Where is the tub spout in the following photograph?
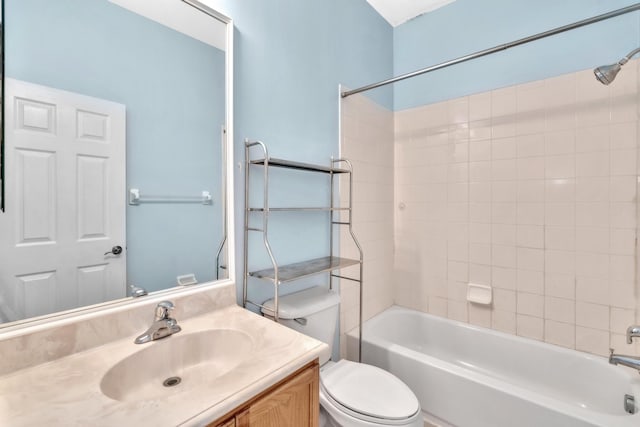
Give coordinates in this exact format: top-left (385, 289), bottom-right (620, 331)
top-left (609, 348), bottom-right (640, 373)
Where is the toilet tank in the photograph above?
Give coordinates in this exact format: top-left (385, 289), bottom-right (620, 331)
top-left (261, 286), bottom-right (340, 364)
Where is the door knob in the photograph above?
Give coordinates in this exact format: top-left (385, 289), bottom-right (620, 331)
top-left (105, 245), bottom-right (123, 256)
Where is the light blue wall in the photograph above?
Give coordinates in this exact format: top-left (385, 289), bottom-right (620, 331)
top-left (208, 0), bottom-right (394, 307)
top-left (6, 0), bottom-right (226, 292)
top-left (394, 0), bottom-right (640, 110)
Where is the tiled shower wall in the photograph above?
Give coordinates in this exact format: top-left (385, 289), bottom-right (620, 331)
top-left (339, 92), bottom-right (395, 358)
top-left (394, 61), bottom-right (640, 357)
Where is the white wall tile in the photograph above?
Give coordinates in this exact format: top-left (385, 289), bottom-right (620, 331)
top-left (610, 203), bottom-right (636, 228)
top-left (470, 161), bottom-right (491, 181)
top-left (545, 296), bottom-right (575, 324)
top-left (576, 302), bottom-right (610, 331)
top-left (610, 229), bottom-right (636, 255)
top-left (610, 122), bottom-right (637, 150)
top-left (576, 326), bottom-right (610, 356)
top-left (470, 120), bottom-right (492, 142)
top-left (610, 255), bottom-right (635, 282)
top-left (448, 97), bottom-right (469, 124)
top-left (576, 276), bottom-right (609, 304)
top-left (470, 222), bottom-right (491, 243)
top-left (610, 280), bottom-right (636, 309)
top-left (545, 155), bottom-right (575, 179)
top-left (545, 226), bottom-right (575, 251)
top-left (448, 300), bottom-right (468, 322)
top-left (575, 177), bottom-right (609, 202)
top-left (492, 267), bottom-right (517, 290)
top-left (517, 157), bottom-right (545, 180)
top-left (575, 202), bottom-right (609, 227)
top-left (546, 203), bottom-right (575, 226)
top-left (610, 149), bottom-right (637, 176)
top-left (545, 320), bottom-right (575, 348)
top-left (575, 252), bottom-right (610, 279)
top-left (492, 224), bottom-right (516, 246)
top-left (545, 130), bottom-right (575, 156)
top-left (492, 310), bottom-right (517, 334)
top-left (545, 273), bottom-right (575, 299)
top-left (576, 125), bottom-right (609, 153)
top-left (575, 227), bottom-right (609, 253)
top-left (492, 159), bottom-right (517, 181)
top-left (469, 264), bottom-right (491, 285)
top-left (517, 224), bottom-right (544, 249)
top-left (469, 303), bottom-right (491, 328)
top-left (492, 181), bottom-right (517, 202)
top-left (517, 314), bottom-right (544, 340)
top-left (492, 202), bottom-right (517, 224)
top-left (610, 307), bottom-right (635, 334)
top-left (576, 152), bottom-right (610, 177)
top-left (610, 176), bottom-right (636, 202)
top-left (491, 86), bottom-right (517, 117)
top-left (492, 244), bottom-right (517, 268)
top-left (545, 179), bottom-right (575, 203)
top-left (469, 243), bottom-right (491, 265)
top-left (470, 202), bottom-right (491, 223)
top-left (517, 134), bottom-right (546, 158)
top-left (517, 180), bottom-right (545, 202)
top-left (517, 248), bottom-right (544, 271)
top-left (517, 292), bottom-right (544, 317)
top-left (544, 250), bottom-right (575, 275)
top-left (517, 270), bottom-right (544, 294)
top-left (517, 202), bottom-right (545, 225)
top-left (392, 65), bottom-right (640, 359)
top-left (492, 137), bottom-right (517, 159)
top-left (493, 288), bottom-right (516, 312)
top-left (469, 92), bottom-right (491, 122)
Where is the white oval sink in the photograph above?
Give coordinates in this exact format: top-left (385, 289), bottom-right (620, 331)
top-left (100, 329), bottom-right (254, 402)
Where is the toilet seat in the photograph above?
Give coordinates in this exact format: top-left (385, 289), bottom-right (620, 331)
top-left (320, 360), bottom-right (420, 425)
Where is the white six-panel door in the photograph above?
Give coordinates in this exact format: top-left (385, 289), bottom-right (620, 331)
top-left (0, 78), bottom-right (126, 322)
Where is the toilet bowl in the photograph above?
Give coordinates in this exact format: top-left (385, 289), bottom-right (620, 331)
top-left (262, 286), bottom-right (422, 427)
top-left (319, 360), bottom-right (422, 427)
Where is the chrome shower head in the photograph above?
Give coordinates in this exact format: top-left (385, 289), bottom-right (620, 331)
top-left (593, 63), bottom-right (621, 85)
top-left (594, 47), bottom-right (640, 85)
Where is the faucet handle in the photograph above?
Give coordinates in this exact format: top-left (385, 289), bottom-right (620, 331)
top-left (155, 301), bottom-right (175, 321)
top-left (626, 325), bottom-right (640, 344)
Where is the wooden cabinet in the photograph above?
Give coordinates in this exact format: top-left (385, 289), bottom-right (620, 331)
top-left (208, 360), bottom-right (319, 427)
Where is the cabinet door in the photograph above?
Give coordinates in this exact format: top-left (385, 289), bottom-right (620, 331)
top-left (248, 363), bottom-right (319, 427)
top-left (217, 419), bottom-right (235, 427)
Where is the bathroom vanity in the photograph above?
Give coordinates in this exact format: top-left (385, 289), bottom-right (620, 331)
top-left (0, 283), bottom-right (327, 426)
top-left (208, 360), bottom-right (319, 427)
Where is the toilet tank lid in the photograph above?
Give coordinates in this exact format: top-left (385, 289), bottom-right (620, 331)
top-left (261, 286), bottom-right (340, 319)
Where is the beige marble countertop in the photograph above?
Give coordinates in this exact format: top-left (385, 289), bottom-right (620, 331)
top-left (0, 305), bottom-right (327, 426)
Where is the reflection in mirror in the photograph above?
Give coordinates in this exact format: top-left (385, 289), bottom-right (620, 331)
top-left (0, 0), bottom-right (231, 326)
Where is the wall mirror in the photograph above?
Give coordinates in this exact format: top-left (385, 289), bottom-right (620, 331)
top-left (0, 0), bottom-right (233, 327)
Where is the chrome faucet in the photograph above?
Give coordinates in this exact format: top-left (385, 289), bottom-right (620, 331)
top-left (627, 325), bottom-right (640, 344)
top-left (609, 349), bottom-right (640, 373)
top-left (609, 325), bottom-right (640, 374)
top-left (134, 301), bottom-right (181, 344)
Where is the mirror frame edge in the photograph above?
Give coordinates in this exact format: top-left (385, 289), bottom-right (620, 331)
top-left (1, 0), bottom-right (4, 213)
top-left (0, 1), bottom-right (235, 336)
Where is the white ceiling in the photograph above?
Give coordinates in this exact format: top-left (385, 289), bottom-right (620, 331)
top-left (366, 0), bottom-right (456, 27)
top-left (108, 0), bottom-right (226, 51)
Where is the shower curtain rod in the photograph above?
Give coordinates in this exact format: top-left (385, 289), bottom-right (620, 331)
top-left (341, 2), bottom-right (640, 98)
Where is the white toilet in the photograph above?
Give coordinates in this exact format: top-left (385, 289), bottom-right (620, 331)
top-left (262, 286), bottom-right (422, 427)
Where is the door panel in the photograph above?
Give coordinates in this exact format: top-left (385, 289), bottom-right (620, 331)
top-left (0, 78), bottom-right (126, 322)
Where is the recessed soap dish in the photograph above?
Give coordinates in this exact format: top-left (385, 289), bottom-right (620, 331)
top-left (467, 283), bottom-right (492, 305)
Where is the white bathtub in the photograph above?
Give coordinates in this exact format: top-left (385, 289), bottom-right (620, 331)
top-left (348, 306), bottom-right (640, 427)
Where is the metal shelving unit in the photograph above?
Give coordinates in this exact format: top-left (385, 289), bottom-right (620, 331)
top-left (243, 139), bottom-right (364, 361)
